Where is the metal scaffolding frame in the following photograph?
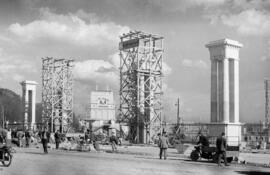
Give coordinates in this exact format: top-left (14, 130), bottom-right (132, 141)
top-left (119, 31), bottom-right (163, 143)
top-left (265, 79), bottom-right (270, 127)
top-left (42, 57), bottom-right (74, 133)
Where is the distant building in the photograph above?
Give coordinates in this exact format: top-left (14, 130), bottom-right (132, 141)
top-left (87, 90), bottom-right (116, 132)
top-left (165, 122), bottom-right (270, 148)
top-left (242, 123), bottom-right (270, 148)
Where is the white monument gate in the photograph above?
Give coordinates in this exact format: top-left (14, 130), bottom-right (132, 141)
top-left (21, 80), bottom-right (38, 130)
top-left (206, 39), bottom-right (243, 146)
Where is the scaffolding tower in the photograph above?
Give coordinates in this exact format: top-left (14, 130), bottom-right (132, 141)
top-left (265, 79), bottom-right (270, 126)
top-left (119, 31), bottom-right (163, 144)
top-left (42, 57), bottom-right (74, 133)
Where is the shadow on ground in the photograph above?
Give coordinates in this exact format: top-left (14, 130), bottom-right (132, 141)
top-left (184, 159), bottom-right (214, 164)
top-left (235, 171), bottom-right (270, 175)
top-left (23, 151), bottom-right (47, 155)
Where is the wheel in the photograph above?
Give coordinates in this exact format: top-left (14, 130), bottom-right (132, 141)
top-left (226, 157), bottom-right (233, 163)
top-left (2, 152), bottom-right (12, 167)
top-left (190, 150), bottom-right (200, 161)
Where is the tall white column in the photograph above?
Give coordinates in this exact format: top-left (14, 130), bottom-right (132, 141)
top-left (234, 60), bottom-right (239, 123)
top-left (211, 60), bottom-right (218, 122)
top-left (23, 89), bottom-right (29, 127)
top-left (218, 60), bottom-right (224, 122)
top-left (223, 58), bottom-right (229, 123)
top-left (21, 80), bottom-right (38, 130)
top-left (31, 89), bottom-right (36, 129)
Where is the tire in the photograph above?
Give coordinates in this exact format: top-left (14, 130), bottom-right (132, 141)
top-left (2, 152), bottom-right (12, 167)
top-left (190, 150), bottom-right (199, 161)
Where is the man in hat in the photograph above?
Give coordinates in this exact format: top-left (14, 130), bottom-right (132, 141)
top-left (216, 132), bottom-right (229, 166)
top-left (54, 130), bottom-right (61, 150)
top-left (40, 127), bottom-right (50, 154)
top-left (158, 131), bottom-right (169, 160)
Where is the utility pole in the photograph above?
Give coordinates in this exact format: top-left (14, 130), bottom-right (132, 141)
top-left (265, 79), bottom-right (270, 127)
top-left (176, 98), bottom-right (180, 126)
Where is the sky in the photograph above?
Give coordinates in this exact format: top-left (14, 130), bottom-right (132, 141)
top-left (0, 0), bottom-right (269, 123)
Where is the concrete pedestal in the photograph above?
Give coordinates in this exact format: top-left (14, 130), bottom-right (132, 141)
top-left (208, 123), bottom-right (242, 146)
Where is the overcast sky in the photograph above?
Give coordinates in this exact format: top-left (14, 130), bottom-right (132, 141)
top-left (0, 0), bottom-right (269, 123)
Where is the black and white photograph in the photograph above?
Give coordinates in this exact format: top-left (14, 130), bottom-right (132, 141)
top-left (0, 0), bottom-right (270, 174)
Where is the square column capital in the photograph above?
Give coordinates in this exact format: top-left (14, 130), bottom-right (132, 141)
top-left (20, 80), bottom-right (38, 90)
top-left (206, 39), bottom-right (243, 61)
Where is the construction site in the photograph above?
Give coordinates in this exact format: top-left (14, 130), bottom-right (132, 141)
top-left (1, 31), bottom-right (270, 149)
top-left (41, 57), bottom-right (74, 133)
top-left (2, 1), bottom-right (270, 174)
top-left (1, 31), bottom-right (270, 175)
top-left (119, 31), bottom-right (163, 144)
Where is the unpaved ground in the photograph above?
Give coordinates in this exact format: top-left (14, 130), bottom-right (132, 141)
top-left (1, 147), bottom-right (270, 175)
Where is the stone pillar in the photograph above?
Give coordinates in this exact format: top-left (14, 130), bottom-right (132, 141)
top-left (233, 60), bottom-right (239, 123)
top-left (21, 80), bottom-right (38, 130)
top-left (218, 60), bottom-right (223, 122)
top-left (223, 58), bottom-right (230, 123)
top-left (206, 39), bottom-right (243, 146)
top-left (210, 60), bottom-right (218, 122)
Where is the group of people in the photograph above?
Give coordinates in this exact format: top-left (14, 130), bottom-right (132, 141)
top-left (2, 126), bottom-right (231, 166)
top-left (0, 127), bottom-right (60, 154)
top-left (196, 132), bottom-right (230, 166)
top-left (0, 128), bottom-right (35, 147)
top-left (157, 131), bottom-right (230, 167)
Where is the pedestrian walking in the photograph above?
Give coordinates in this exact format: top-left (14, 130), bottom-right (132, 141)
top-left (6, 128), bottom-right (12, 145)
top-left (17, 131), bottom-right (24, 147)
top-left (25, 128), bottom-right (31, 147)
top-left (40, 127), bottom-right (50, 154)
top-left (0, 128), bottom-right (7, 144)
top-left (158, 131), bottom-right (169, 160)
top-left (216, 132), bottom-right (229, 166)
top-left (110, 133), bottom-right (118, 152)
top-left (54, 130), bottom-right (60, 150)
top-left (85, 129), bottom-right (91, 143)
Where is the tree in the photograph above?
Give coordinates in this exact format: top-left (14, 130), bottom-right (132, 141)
top-left (0, 88), bottom-right (23, 123)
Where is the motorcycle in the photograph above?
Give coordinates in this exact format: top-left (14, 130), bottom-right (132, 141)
top-left (190, 145), bottom-right (216, 161)
top-left (190, 145), bottom-right (233, 163)
top-left (0, 145), bottom-right (15, 167)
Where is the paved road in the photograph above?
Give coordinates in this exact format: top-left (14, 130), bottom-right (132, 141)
top-left (1, 148), bottom-right (270, 175)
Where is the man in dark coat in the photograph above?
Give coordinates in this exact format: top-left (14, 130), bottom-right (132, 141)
top-left (54, 130), bottom-right (60, 150)
top-left (158, 132), bottom-right (169, 160)
top-left (197, 132), bottom-right (209, 147)
top-left (85, 129), bottom-right (91, 144)
top-left (109, 133), bottom-right (118, 152)
top-left (25, 129), bottom-right (31, 148)
top-left (216, 132), bottom-right (229, 166)
top-left (40, 127), bottom-right (50, 154)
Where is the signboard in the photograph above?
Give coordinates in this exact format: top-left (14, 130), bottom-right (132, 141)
top-left (119, 38), bottom-right (140, 50)
top-left (89, 91), bottom-right (115, 121)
